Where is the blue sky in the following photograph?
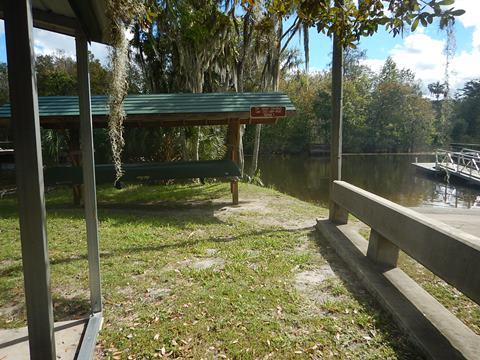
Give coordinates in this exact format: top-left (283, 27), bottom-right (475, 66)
top-left (290, 16), bottom-right (473, 72)
top-left (0, 0), bottom-right (478, 93)
top-left (286, 0), bottom-right (480, 92)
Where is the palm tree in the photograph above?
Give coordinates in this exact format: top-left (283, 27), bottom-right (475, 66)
top-left (428, 81), bottom-right (446, 101)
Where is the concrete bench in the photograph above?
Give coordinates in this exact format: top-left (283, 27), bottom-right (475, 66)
top-left (318, 180), bottom-right (480, 359)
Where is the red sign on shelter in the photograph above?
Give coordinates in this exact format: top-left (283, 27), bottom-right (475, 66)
top-left (250, 106), bottom-right (286, 119)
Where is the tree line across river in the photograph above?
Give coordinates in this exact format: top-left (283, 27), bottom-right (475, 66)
top-left (0, 48), bottom-right (478, 168)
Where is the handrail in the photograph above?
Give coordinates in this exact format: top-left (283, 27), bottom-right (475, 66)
top-left (435, 148), bottom-right (480, 181)
top-left (331, 180), bottom-right (480, 305)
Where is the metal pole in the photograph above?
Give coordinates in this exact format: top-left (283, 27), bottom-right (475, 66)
top-left (329, 1), bottom-right (348, 224)
top-left (75, 34), bottom-right (102, 313)
top-left (4, 0), bottom-right (56, 358)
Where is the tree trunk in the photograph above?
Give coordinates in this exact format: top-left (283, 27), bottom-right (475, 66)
top-left (250, 15), bottom-right (282, 177)
top-left (194, 126), bottom-right (200, 161)
top-left (250, 124), bottom-right (262, 176)
top-left (69, 129), bottom-right (82, 206)
top-left (180, 127), bottom-right (188, 160)
top-left (329, 0), bottom-right (348, 224)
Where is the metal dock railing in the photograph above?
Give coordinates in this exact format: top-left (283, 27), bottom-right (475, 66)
top-left (435, 148), bottom-right (480, 185)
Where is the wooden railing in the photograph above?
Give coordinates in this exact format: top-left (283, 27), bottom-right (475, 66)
top-left (330, 180), bottom-right (480, 305)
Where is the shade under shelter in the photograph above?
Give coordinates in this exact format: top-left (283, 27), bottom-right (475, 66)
top-left (0, 92), bottom-right (296, 205)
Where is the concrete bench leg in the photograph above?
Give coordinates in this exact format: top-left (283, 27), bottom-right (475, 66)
top-left (367, 229), bottom-right (399, 268)
top-left (329, 203), bottom-right (348, 225)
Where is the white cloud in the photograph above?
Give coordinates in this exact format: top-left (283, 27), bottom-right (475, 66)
top-left (32, 28), bottom-right (110, 64)
top-left (358, 1), bottom-right (480, 92)
top-left (360, 58), bottom-right (384, 73)
top-left (0, 20), bottom-right (110, 65)
top-left (451, 0), bottom-right (480, 29)
top-left (362, 33), bottom-right (448, 87)
top-left (390, 33), bottom-right (447, 85)
top-left (362, 0), bottom-right (480, 93)
top-left (453, 0), bottom-right (480, 51)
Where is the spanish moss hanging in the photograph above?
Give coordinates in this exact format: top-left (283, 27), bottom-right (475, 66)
top-left (106, 0), bottom-right (145, 183)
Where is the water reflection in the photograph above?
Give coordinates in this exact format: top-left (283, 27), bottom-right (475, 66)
top-left (255, 154), bottom-right (480, 209)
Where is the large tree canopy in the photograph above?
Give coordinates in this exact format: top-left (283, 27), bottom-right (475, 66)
top-left (268, 0), bottom-right (464, 45)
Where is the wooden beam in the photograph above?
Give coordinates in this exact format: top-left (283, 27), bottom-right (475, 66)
top-left (0, 8), bottom-right (81, 38)
top-left (0, 111), bottom-right (296, 129)
top-left (4, 0), bottom-right (56, 358)
top-left (227, 120), bottom-right (240, 205)
top-left (76, 33), bottom-right (102, 314)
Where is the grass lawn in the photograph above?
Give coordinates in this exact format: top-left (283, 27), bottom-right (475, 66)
top-left (0, 182), bottom-right (424, 359)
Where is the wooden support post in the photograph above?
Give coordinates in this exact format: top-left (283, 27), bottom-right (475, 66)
top-left (329, 3), bottom-right (348, 224)
top-left (4, 0), bottom-right (56, 358)
top-left (76, 34), bottom-right (102, 314)
top-left (227, 120), bottom-right (240, 205)
top-left (367, 229), bottom-right (399, 268)
top-left (69, 128), bottom-right (82, 206)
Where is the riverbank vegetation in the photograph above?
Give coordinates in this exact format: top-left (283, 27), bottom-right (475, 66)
top-left (0, 1), bottom-right (475, 168)
top-left (1, 48), bottom-right (477, 163)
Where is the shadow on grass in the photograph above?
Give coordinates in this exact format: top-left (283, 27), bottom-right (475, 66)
top-left (0, 225), bottom-right (299, 324)
top-left (309, 230), bottom-right (425, 359)
top-left (52, 295), bottom-right (90, 322)
top-left (0, 182), bottom-right (231, 219)
top-left (0, 226), bottom-right (295, 278)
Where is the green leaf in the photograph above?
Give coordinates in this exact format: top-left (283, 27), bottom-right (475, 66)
top-left (437, 0), bottom-right (455, 5)
top-left (451, 9), bottom-right (466, 16)
top-left (411, 17), bottom-right (420, 31)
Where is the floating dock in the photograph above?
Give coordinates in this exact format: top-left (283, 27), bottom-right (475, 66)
top-left (413, 162), bottom-right (438, 174)
top-left (412, 148), bottom-right (480, 187)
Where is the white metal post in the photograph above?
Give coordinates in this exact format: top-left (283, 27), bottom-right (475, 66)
top-left (75, 34), bottom-right (102, 313)
top-left (4, 0), bottom-right (56, 358)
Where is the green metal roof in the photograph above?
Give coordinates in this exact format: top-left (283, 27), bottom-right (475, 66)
top-left (0, 92), bottom-right (295, 118)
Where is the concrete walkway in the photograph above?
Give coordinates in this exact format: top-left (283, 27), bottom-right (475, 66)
top-left (411, 207), bottom-right (480, 238)
top-left (0, 319), bottom-right (86, 359)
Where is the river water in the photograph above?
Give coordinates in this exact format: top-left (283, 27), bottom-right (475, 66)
top-left (254, 154), bottom-right (480, 209)
top-left (1, 154), bottom-right (479, 209)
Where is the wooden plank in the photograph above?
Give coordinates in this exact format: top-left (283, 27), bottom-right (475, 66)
top-left (76, 33), bottom-right (102, 314)
top-left (4, 0), bottom-right (56, 358)
top-left (332, 180), bottom-right (480, 305)
top-left (0, 114), bottom-right (288, 129)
